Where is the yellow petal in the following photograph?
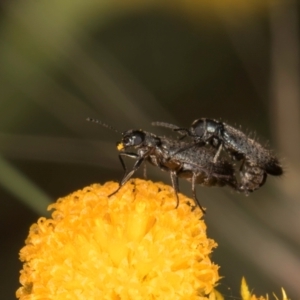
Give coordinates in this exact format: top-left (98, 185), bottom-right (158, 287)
top-left (241, 277), bottom-right (252, 300)
top-left (281, 288), bottom-right (288, 300)
top-left (209, 289), bottom-right (224, 300)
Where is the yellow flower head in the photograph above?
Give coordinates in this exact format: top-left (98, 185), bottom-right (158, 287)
top-left (17, 179), bottom-right (219, 300)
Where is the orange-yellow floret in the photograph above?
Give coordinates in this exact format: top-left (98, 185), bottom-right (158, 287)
top-left (17, 179), bottom-right (219, 300)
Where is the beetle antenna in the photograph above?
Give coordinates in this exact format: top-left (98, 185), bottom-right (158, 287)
top-left (152, 121), bottom-right (188, 136)
top-left (86, 117), bottom-right (120, 134)
top-left (151, 121), bottom-right (180, 130)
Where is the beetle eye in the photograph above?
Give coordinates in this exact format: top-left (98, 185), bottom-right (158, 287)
top-left (132, 134), bottom-right (143, 145)
top-left (193, 121), bottom-right (205, 137)
top-left (121, 131), bottom-right (145, 147)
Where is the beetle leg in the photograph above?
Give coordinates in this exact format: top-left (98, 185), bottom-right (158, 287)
top-left (109, 153), bottom-right (144, 197)
top-left (191, 172), bottom-right (206, 214)
top-left (170, 171), bottom-right (180, 208)
top-left (213, 144), bottom-right (223, 163)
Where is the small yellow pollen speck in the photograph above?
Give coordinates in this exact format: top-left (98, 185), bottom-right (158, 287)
top-left (117, 142), bottom-right (124, 150)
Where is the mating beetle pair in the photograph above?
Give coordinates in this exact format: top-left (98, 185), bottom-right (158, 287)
top-left (88, 118), bottom-right (283, 213)
top-left (152, 119), bottom-right (282, 195)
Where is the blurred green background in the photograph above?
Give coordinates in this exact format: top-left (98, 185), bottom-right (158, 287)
top-left (0, 0), bottom-right (299, 299)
